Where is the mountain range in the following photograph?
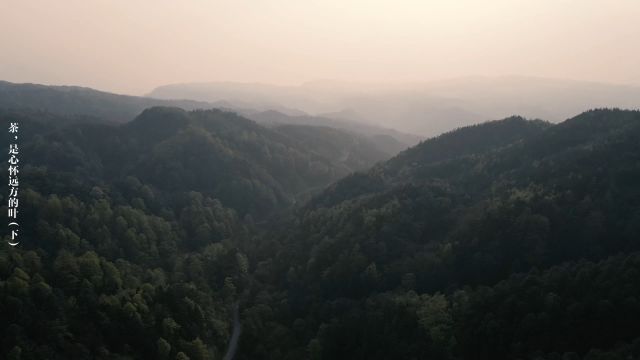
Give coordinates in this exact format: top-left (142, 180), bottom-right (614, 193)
top-left (149, 76), bottom-right (640, 136)
top-left (2, 78), bottom-right (640, 359)
top-left (0, 80), bottom-right (418, 149)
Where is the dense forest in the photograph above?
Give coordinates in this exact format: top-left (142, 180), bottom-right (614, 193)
top-left (1, 99), bottom-right (640, 359)
top-left (243, 109), bottom-right (640, 359)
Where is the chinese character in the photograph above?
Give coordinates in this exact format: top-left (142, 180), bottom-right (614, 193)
top-left (8, 229), bottom-right (19, 246)
top-left (8, 122), bottom-right (20, 247)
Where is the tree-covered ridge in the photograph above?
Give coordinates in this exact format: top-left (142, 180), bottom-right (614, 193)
top-left (386, 115), bottom-right (551, 171)
top-left (9, 107), bottom-right (394, 219)
top-left (0, 81), bottom-right (218, 123)
top-left (273, 124), bottom-right (393, 173)
top-left (308, 115), bottom-right (551, 209)
top-left (238, 109), bottom-right (640, 359)
top-left (245, 109), bottom-right (422, 149)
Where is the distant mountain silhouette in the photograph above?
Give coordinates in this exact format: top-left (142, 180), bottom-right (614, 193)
top-left (0, 80), bottom-right (222, 122)
top-left (149, 76), bottom-right (640, 136)
top-left (0, 80), bottom-right (417, 147)
top-left (245, 110), bottom-right (421, 147)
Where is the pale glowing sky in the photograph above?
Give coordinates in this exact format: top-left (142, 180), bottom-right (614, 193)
top-left (1, 0), bottom-right (639, 94)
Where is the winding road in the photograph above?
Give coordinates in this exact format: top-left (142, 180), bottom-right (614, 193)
top-left (222, 302), bottom-right (242, 360)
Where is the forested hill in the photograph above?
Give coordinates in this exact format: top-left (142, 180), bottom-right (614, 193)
top-left (308, 115), bottom-right (552, 208)
top-left (241, 109), bottom-right (640, 359)
top-left (0, 105), bottom-right (394, 359)
top-left (246, 109), bottom-right (422, 148)
top-left (4, 107), bottom-right (395, 219)
top-left (1, 107), bottom-right (256, 359)
top-left (383, 115), bottom-right (551, 173)
top-left (273, 124), bottom-right (394, 173)
top-left (0, 81), bottom-right (219, 123)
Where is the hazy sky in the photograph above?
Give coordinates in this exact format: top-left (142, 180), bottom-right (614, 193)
top-left (2, 0), bottom-right (639, 95)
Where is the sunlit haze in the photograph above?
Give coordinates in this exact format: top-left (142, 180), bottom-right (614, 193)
top-left (2, 0), bottom-right (640, 95)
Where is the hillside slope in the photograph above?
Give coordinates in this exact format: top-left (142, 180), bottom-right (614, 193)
top-left (240, 109), bottom-right (640, 359)
top-left (6, 107), bottom-right (393, 218)
top-left (0, 80), bottom-right (219, 122)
